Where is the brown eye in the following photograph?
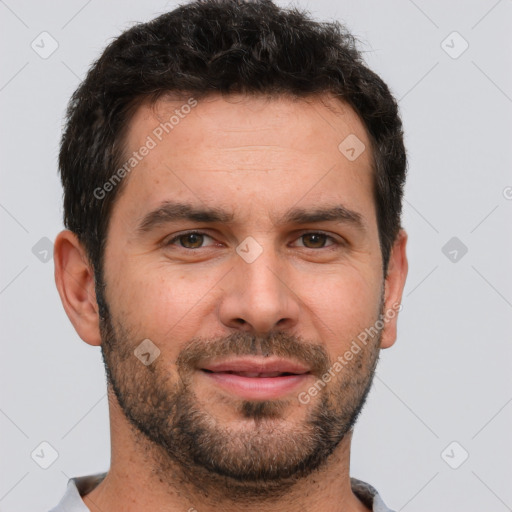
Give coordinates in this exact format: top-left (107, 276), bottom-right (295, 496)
top-left (166, 232), bottom-right (213, 249)
top-left (299, 233), bottom-right (333, 249)
top-left (178, 233), bottom-right (204, 248)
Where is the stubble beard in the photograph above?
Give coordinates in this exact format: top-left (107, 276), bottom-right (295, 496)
top-left (97, 292), bottom-right (383, 501)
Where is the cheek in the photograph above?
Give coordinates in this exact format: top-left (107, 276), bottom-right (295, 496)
top-left (107, 262), bottom-right (219, 344)
top-left (300, 267), bottom-right (382, 350)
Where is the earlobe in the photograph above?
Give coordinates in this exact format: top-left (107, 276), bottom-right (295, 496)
top-left (54, 230), bottom-right (102, 346)
top-left (380, 229), bottom-right (408, 349)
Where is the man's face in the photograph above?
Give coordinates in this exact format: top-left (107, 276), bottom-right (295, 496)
top-left (98, 93), bottom-right (390, 492)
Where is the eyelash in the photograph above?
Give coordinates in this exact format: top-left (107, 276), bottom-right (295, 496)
top-left (164, 230), bottom-right (343, 251)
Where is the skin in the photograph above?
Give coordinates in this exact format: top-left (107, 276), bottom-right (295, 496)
top-left (54, 93), bottom-right (408, 512)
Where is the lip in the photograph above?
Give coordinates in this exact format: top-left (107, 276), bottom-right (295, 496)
top-left (199, 357), bottom-right (312, 400)
top-left (201, 357), bottom-right (310, 375)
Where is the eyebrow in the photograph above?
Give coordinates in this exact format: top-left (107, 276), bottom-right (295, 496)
top-left (136, 200), bottom-right (366, 233)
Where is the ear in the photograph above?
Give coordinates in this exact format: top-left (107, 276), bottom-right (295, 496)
top-left (380, 229), bottom-right (408, 349)
top-left (54, 230), bottom-right (102, 346)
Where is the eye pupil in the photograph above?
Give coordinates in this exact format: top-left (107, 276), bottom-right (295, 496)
top-left (303, 234), bottom-right (326, 248)
top-left (181, 233), bottom-right (203, 248)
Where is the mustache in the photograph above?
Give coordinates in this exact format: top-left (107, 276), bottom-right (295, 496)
top-left (176, 331), bottom-right (331, 377)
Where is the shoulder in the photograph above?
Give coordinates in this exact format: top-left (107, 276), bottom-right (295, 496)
top-left (350, 477), bottom-right (396, 512)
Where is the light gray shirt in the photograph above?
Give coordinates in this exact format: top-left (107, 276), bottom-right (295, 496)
top-left (49, 472), bottom-right (396, 511)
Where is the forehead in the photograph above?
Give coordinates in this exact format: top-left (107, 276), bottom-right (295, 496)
top-left (134, 92), bottom-right (370, 154)
top-left (112, 93), bottom-right (376, 229)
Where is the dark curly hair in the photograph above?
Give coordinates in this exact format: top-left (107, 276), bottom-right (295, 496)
top-left (59, 0), bottom-right (407, 284)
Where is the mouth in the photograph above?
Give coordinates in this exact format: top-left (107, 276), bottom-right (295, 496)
top-left (199, 358), bottom-right (312, 400)
top-left (202, 370), bottom-right (303, 377)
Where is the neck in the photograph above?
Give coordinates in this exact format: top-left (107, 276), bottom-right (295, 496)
top-left (83, 389), bottom-right (371, 512)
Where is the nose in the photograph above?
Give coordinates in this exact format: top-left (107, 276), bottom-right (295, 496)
top-left (217, 247), bottom-right (301, 335)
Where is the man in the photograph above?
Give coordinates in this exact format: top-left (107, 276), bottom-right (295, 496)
top-left (51, 0), bottom-right (408, 510)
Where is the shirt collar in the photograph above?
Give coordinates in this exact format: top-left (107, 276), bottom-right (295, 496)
top-left (51, 473), bottom-right (395, 512)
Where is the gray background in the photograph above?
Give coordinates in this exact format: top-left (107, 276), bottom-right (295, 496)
top-left (1, 0), bottom-right (511, 510)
